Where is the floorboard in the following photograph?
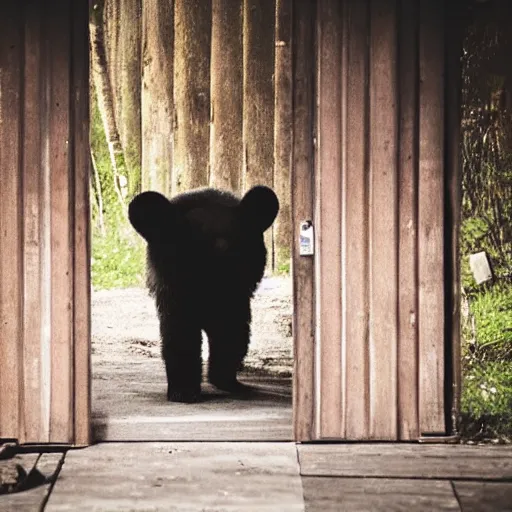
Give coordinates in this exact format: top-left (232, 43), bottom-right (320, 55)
top-left (453, 481), bottom-right (512, 512)
top-left (46, 442), bottom-right (304, 511)
top-left (298, 444), bottom-right (512, 480)
top-left (302, 476), bottom-right (460, 512)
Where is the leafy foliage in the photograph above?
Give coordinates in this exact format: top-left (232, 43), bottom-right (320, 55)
top-left (90, 86), bottom-right (146, 290)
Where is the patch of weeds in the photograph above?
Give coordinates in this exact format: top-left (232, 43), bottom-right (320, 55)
top-left (462, 360), bottom-right (512, 417)
top-left (460, 283), bottom-right (512, 442)
top-left (469, 285), bottom-right (512, 360)
top-left (92, 216), bottom-right (146, 290)
top-left (90, 87), bottom-right (146, 291)
top-left (275, 258), bottom-right (291, 276)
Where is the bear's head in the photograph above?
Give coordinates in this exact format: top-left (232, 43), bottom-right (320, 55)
top-left (128, 186), bottom-right (279, 258)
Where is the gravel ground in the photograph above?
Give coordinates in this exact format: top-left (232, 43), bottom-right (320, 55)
top-left (92, 276), bottom-right (294, 377)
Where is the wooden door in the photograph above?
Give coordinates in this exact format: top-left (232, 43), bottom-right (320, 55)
top-left (0, 0), bottom-right (90, 445)
top-left (292, 0), bottom-right (462, 441)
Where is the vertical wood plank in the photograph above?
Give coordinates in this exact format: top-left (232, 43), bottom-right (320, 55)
top-left (0, 0), bottom-right (23, 440)
top-left (22, 0), bottom-right (44, 443)
top-left (368, 0), bottom-right (399, 439)
top-left (397, 0), bottom-right (419, 440)
top-left (316, 0), bottom-right (343, 439)
top-left (342, 0), bottom-right (370, 440)
top-left (48, 0), bottom-right (73, 443)
top-left (72, 0), bottom-right (92, 446)
top-left (418, 0), bottom-right (446, 434)
top-left (445, 0), bottom-right (464, 435)
top-left (40, 0), bottom-right (52, 443)
top-left (292, 0), bottom-right (315, 442)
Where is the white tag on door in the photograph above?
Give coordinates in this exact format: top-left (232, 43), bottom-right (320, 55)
top-left (299, 221), bottom-right (314, 256)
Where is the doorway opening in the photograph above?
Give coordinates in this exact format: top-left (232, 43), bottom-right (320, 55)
top-left (89, 1), bottom-right (294, 442)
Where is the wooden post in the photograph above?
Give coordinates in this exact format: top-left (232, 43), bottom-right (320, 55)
top-left (243, 0), bottom-right (276, 268)
top-left (173, 0), bottom-right (212, 193)
top-left (141, 0), bottom-right (174, 194)
top-left (445, 0), bottom-right (464, 437)
top-left (118, 0), bottom-right (142, 198)
top-left (72, 0), bottom-right (92, 447)
top-left (292, 0), bottom-right (315, 442)
top-left (209, 0), bottom-right (243, 194)
top-left (273, 0), bottom-right (293, 272)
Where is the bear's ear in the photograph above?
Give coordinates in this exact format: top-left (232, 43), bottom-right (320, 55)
top-left (128, 191), bottom-right (174, 242)
top-left (239, 185), bottom-right (279, 233)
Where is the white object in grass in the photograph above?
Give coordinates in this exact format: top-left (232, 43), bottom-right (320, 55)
top-left (469, 251), bottom-right (493, 285)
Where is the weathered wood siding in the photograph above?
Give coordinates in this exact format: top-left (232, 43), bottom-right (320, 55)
top-left (0, 0), bottom-right (90, 445)
top-left (293, 0), bottom-right (462, 441)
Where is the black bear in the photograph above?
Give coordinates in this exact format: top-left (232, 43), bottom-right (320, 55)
top-left (128, 186), bottom-right (279, 403)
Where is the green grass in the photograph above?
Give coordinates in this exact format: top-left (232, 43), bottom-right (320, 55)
top-left (462, 360), bottom-right (512, 418)
top-left (460, 283), bottom-right (512, 441)
top-left (460, 359), bottom-right (512, 442)
top-left (469, 285), bottom-right (512, 359)
top-left (91, 218), bottom-right (146, 290)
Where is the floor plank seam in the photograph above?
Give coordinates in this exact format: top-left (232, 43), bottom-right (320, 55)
top-left (88, 439), bottom-right (296, 445)
top-left (450, 480), bottom-right (464, 512)
top-left (298, 474), bottom-right (512, 483)
top-left (295, 445), bottom-right (307, 510)
top-left (39, 451), bottom-right (67, 512)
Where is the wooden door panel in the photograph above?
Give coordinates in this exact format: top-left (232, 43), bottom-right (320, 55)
top-left (293, 0), bottom-right (461, 441)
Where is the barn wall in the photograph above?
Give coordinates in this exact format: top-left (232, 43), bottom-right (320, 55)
top-left (293, 0), bottom-right (462, 441)
top-left (0, 0), bottom-right (90, 445)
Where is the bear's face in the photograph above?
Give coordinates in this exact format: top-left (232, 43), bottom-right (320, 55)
top-left (128, 186), bottom-right (279, 262)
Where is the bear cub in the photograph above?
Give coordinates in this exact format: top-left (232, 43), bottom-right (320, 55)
top-left (128, 185), bottom-right (279, 403)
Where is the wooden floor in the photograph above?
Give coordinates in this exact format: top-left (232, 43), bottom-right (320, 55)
top-left (92, 358), bottom-right (293, 441)
top-left (299, 444), bottom-right (512, 511)
top-left (2, 442), bottom-right (512, 511)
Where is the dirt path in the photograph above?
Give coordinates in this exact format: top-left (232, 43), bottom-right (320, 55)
top-left (92, 276), bottom-right (293, 377)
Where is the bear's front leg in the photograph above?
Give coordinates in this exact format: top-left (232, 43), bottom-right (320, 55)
top-left (205, 300), bottom-right (252, 394)
top-left (159, 311), bottom-right (203, 403)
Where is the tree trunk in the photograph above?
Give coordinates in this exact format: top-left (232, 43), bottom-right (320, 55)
top-left (118, 0), bottom-right (142, 199)
top-left (209, 0), bottom-right (243, 194)
top-left (103, 0), bottom-right (142, 199)
top-left (90, 0), bottom-right (126, 210)
top-left (243, 0), bottom-right (276, 269)
top-left (141, 0), bottom-right (174, 195)
top-left (90, 148), bottom-right (106, 237)
top-left (172, 0), bottom-right (212, 194)
top-left (103, 0), bottom-right (121, 112)
top-left (273, 0), bottom-right (292, 272)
